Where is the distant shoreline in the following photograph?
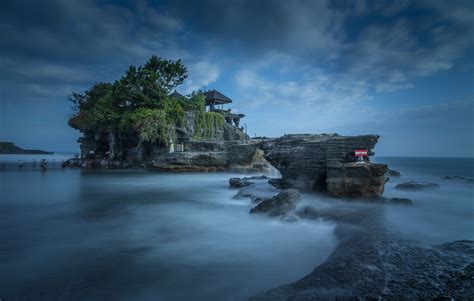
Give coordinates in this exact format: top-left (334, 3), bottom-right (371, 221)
top-left (0, 142), bottom-right (53, 155)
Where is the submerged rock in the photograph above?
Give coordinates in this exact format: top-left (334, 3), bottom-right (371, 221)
top-left (443, 175), bottom-right (474, 183)
top-left (388, 169), bottom-right (401, 177)
top-left (229, 178), bottom-right (252, 188)
top-left (249, 189), bottom-right (301, 217)
top-left (395, 181), bottom-right (440, 191)
top-left (389, 197), bottom-right (414, 205)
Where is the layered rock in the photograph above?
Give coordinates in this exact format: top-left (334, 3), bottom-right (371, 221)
top-left (326, 162), bottom-right (388, 198)
top-left (150, 143), bottom-right (258, 171)
top-left (260, 134), bottom-right (388, 197)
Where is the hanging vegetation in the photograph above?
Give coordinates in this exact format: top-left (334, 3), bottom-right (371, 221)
top-left (193, 111), bottom-right (225, 140)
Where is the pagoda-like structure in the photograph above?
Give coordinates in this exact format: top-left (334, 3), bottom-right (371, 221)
top-left (205, 90), bottom-right (245, 128)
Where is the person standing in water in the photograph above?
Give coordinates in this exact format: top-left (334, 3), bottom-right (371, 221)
top-left (32, 158), bottom-right (36, 168)
top-left (18, 160), bottom-right (23, 168)
top-left (40, 158), bottom-right (47, 171)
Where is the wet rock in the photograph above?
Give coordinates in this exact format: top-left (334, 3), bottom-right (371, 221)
top-left (389, 197), bottom-right (414, 205)
top-left (326, 162), bottom-right (389, 198)
top-left (443, 175), bottom-right (474, 183)
top-left (268, 178), bottom-right (286, 189)
top-left (388, 169), bottom-right (401, 177)
top-left (249, 189), bottom-right (301, 217)
top-left (296, 206), bottom-right (320, 220)
top-left (251, 202), bottom-right (474, 301)
top-left (233, 186), bottom-right (257, 200)
top-left (260, 134), bottom-right (380, 194)
top-left (229, 178), bottom-right (252, 188)
top-left (395, 181), bottom-right (440, 191)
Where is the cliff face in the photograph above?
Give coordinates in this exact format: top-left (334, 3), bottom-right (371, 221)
top-left (77, 110), bottom-right (250, 163)
top-left (260, 134), bottom-right (387, 197)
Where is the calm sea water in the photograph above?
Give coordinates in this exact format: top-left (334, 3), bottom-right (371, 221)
top-left (0, 155), bottom-right (473, 300)
top-left (374, 156), bottom-right (474, 245)
top-left (0, 154), bottom-right (336, 301)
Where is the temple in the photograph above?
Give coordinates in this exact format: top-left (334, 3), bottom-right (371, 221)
top-left (205, 90), bottom-right (245, 129)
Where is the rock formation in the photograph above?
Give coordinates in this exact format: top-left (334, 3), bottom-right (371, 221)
top-left (326, 162), bottom-right (388, 198)
top-left (395, 181), bottom-right (440, 191)
top-left (387, 169), bottom-right (401, 177)
top-left (249, 189), bottom-right (301, 217)
top-left (259, 134), bottom-right (388, 198)
top-left (389, 197), bottom-right (414, 205)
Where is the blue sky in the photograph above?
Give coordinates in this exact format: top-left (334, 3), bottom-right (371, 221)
top-left (0, 0), bottom-right (473, 156)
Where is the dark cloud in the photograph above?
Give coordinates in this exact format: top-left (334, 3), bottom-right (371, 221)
top-left (2, 0), bottom-right (473, 99)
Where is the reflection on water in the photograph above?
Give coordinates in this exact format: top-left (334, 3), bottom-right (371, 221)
top-left (0, 168), bottom-right (337, 301)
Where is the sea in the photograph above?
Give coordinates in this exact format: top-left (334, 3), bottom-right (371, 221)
top-left (0, 154), bottom-right (473, 300)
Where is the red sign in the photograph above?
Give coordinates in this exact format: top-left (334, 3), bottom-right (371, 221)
top-left (354, 149), bottom-right (368, 157)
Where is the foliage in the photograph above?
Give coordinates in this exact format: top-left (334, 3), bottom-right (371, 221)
top-left (193, 112), bottom-right (224, 140)
top-left (129, 108), bottom-right (170, 145)
top-left (163, 97), bottom-right (185, 127)
top-left (68, 55), bottom-right (190, 145)
top-left (182, 90), bottom-right (206, 112)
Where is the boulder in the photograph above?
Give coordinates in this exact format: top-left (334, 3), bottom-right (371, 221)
top-left (389, 197), bottom-right (414, 205)
top-left (229, 178), bottom-right (252, 188)
top-left (250, 189), bottom-right (301, 217)
top-left (395, 181), bottom-right (439, 191)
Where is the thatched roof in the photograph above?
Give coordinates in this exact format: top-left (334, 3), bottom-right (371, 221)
top-left (205, 90), bottom-right (232, 105)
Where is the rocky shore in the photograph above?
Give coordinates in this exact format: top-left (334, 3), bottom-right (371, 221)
top-left (230, 177), bottom-right (474, 300)
top-left (69, 132), bottom-right (390, 198)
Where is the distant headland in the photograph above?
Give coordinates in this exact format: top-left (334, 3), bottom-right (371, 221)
top-left (0, 142), bottom-right (53, 155)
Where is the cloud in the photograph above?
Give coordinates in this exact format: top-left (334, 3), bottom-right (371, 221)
top-left (181, 60), bottom-right (220, 93)
top-left (166, 0), bottom-right (473, 95)
top-left (0, 0), bottom-right (189, 102)
top-left (234, 65), bottom-right (370, 109)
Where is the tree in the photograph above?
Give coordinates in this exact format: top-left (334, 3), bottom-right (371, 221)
top-left (69, 55), bottom-right (188, 136)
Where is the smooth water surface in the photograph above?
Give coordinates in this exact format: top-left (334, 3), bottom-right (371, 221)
top-left (1, 155), bottom-right (473, 300)
top-left (374, 157), bottom-right (474, 245)
top-left (0, 161), bottom-right (337, 301)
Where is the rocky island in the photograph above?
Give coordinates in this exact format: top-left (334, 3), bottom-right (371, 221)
top-left (0, 141), bottom-right (53, 154)
top-left (67, 55), bottom-right (388, 198)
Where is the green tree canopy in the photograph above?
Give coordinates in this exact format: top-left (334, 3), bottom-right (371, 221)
top-left (69, 55), bottom-right (188, 144)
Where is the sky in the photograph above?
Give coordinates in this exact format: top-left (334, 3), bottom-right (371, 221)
top-left (0, 0), bottom-right (473, 156)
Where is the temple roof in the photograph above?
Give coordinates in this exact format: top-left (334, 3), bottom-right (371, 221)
top-left (169, 90), bottom-right (185, 99)
top-left (205, 90), bottom-right (232, 105)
